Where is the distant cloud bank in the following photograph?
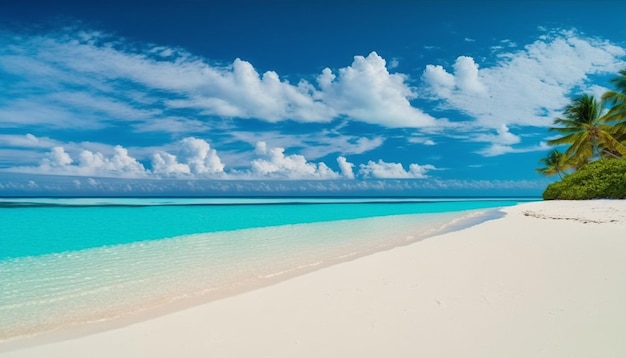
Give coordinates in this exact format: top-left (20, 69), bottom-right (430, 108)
top-left (4, 135), bottom-right (435, 180)
top-left (0, 172), bottom-right (547, 197)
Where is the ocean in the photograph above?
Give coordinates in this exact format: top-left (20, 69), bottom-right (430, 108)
top-left (0, 197), bottom-right (531, 341)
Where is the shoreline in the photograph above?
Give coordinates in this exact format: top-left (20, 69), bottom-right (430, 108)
top-left (0, 207), bottom-right (504, 347)
top-left (2, 200), bottom-right (626, 357)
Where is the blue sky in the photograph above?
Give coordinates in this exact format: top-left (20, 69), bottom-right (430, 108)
top-left (1, 0), bottom-right (626, 196)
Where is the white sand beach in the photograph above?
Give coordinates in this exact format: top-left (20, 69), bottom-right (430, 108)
top-left (2, 200), bottom-right (625, 358)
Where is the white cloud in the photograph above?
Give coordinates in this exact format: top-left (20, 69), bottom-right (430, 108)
top-left (249, 141), bottom-right (341, 179)
top-left (177, 137), bottom-right (225, 175)
top-left (408, 136), bottom-right (436, 145)
top-left (0, 134), bottom-right (139, 167)
top-left (0, 133), bottom-right (59, 148)
top-left (453, 56), bottom-right (488, 94)
top-left (31, 145), bottom-right (148, 178)
top-left (163, 58), bottom-right (336, 122)
top-left (152, 137), bottom-right (225, 177)
top-left (226, 130), bottom-right (385, 167)
top-left (477, 141), bottom-right (550, 157)
top-left (0, 29), bottom-right (440, 132)
top-left (358, 159), bottom-right (435, 179)
top-left (389, 58), bottom-right (400, 69)
top-left (474, 124), bottom-right (521, 146)
top-left (337, 156), bottom-right (355, 179)
top-left (1, 136), bottom-right (386, 181)
top-left (5, 137), bottom-right (225, 179)
top-left (423, 56), bottom-right (487, 97)
top-left (423, 30), bottom-right (626, 128)
top-left (152, 152), bottom-right (191, 176)
top-left (470, 124), bottom-right (549, 157)
top-left (4, 136), bottom-right (438, 181)
top-left (80, 146), bottom-right (147, 177)
top-left (317, 52), bottom-right (437, 127)
top-left (44, 147), bottom-right (73, 168)
top-left (302, 135), bottom-right (385, 159)
top-left (422, 64), bottom-right (456, 98)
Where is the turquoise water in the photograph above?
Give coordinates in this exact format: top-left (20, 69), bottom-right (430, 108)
top-left (0, 197), bottom-right (531, 341)
top-left (0, 198), bottom-right (525, 260)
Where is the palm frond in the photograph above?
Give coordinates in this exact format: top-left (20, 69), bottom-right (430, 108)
top-left (608, 69), bottom-right (626, 94)
top-left (602, 105), bottom-right (626, 124)
top-left (547, 132), bottom-right (582, 146)
top-left (536, 149), bottom-right (568, 178)
top-left (565, 132), bottom-right (592, 163)
top-left (599, 131), bottom-right (626, 156)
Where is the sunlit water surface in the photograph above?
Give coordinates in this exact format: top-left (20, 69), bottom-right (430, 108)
top-left (0, 197), bottom-right (529, 340)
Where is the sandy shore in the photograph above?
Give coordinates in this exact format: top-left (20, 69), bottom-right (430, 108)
top-left (2, 200), bottom-right (625, 357)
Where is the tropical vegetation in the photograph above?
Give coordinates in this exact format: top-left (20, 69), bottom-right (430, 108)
top-left (538, 70), bottom-right (626, 199)
top-left (536, 149), bottom-right (569, 179)
top-left (542, 158), bottom-right (626, 199)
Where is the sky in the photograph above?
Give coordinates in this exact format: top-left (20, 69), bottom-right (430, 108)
top-left (1, 0), bottom-right (626, 196)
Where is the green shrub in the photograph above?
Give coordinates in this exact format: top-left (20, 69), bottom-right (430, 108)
top-left (542, 158), bottom-right (626, 200)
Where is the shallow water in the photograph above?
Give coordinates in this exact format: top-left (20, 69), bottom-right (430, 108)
top-left (0, 198), bottom-right (527, 341)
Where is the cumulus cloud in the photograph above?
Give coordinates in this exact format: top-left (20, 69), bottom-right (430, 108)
top-left (177, 137), bottom-right (225, 175)
top-left (358, 159), bottom-right (435, 179)
top-left (423, 56), bottom-right (487, 97)
top-left (152, 152), bottom-right (191, 176)
top-left (152, 137), bottom-right (225, 177)
top-left (44, 147), bottom-right (73, 168)
top-left (3, 136), bottom-right (413, 181)
top-left (422, 64), bottom-right (456, 98)
top-left (474, 124), bottom-right (521, 146)
top-left (453, 56), bottom-right (488, 94)
top-left (249, 141), bottom-right (341, 179)
top-left (317, 52), bottom-right (437, 127)
top-left (337, 156), bottom-right (355, 179)
top-left (422, 30), bottom-right (626, 128)
top-left (33, 146), bottom-right (148, 177)
top-left (7, 138), bottom-right (226, 179)
top-left (164, 58), bottom-right (336, 122)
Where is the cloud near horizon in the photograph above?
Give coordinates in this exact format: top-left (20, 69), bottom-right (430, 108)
top-left (0, 172), bottom-right (548, 196)
top-left (4, 135), bottom-right (436, 180)
top-left (358, 160), bottom-right (436, 179)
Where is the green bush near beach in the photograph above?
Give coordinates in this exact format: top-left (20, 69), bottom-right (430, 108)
top-left (543, 158), bottom-right (626, 200)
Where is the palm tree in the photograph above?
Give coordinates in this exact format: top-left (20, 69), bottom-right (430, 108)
top-left (547, 94), bottom-right (626, 167)
top-left (602, 69), bottom-right (626, 124)
top-left (602, 69), bottom-right (626, 143)
top-left (536, 149), bottom-right (569, 179)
